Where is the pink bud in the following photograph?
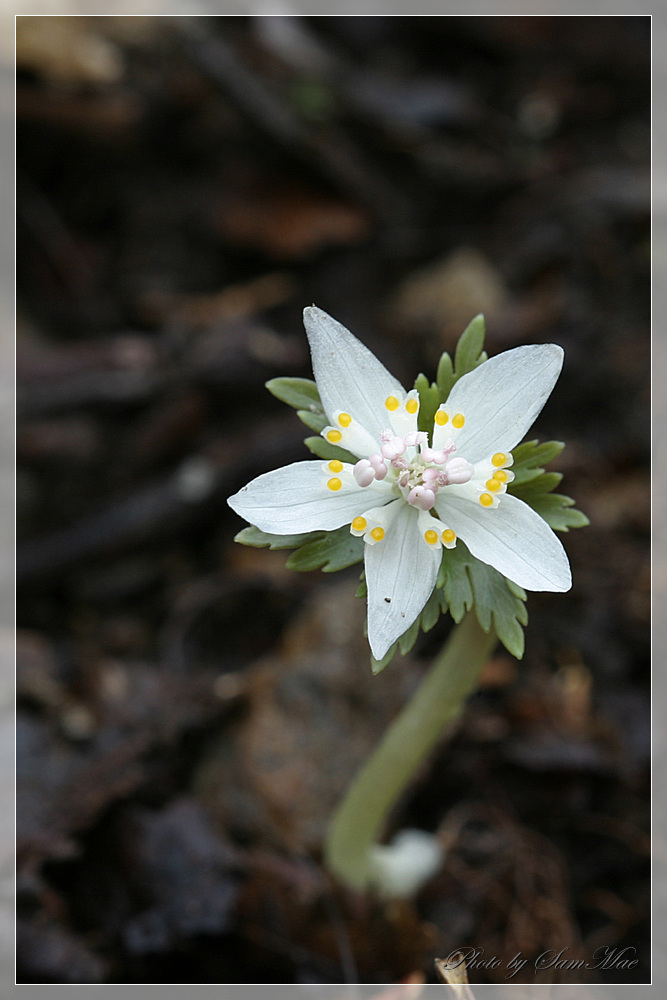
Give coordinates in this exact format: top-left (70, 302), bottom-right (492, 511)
top-left (445, 457), bottom-right (472, 485)
top-left (368, 454), bottom-right (388, 479)
top-left (408, 486), bottom-right (436, 510)
top-left (404, 431), bottom-right (427, 448)
top-left (353, 459), bottom-right (375, 487)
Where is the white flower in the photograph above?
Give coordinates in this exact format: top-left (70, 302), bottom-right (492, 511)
top-left (228, 307), bottom-right (572, 660)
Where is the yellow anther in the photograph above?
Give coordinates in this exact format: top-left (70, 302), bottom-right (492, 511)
top-left (326, 429), bottom-right (342, 443)
top-left (434, 410), bottom-right (449, 426)
top-left (338, 412), bottom-right (352, 427)
top-left (479, 493), bottom-right (494, 507)
top-left (327, 478), bottom-right (342, 492)
top-left (492, 452), bottom-right (507, 467)
top-left (441, 529), bottom-right (456, 544)
top-left (486, 478), bottom-right (502, 492)
top-left (370, 526), bottom-right (385, 542)
top-left (352, 516), bottom-right (367, 532)
top-left (424, 529), bottom-right (439, 545)
top-left (452, 413), bottom-right (465, 429)
top-left (328, 460), bottom-right (343, 473)
top-left (406, 398), bottom-right (419, 414)
top-left (493, 469), bottom-right (508, 483)
top-left (385, 396), bottom-right (400, 411)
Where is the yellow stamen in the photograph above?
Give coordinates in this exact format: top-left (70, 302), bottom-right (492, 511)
top-left (492, 452), bottom-right (507, 467)
top-left (441, 529), bottom-right (456, 544)
top-left (338, 412), bottom-right (352, 427)
top-left (479, 493), bottom-right (494, 507)
top-left (385, 396), bottom-right (400, 411)
top-left (452, 413), bottom-right (465, 429)
top-left (424, 529), bottom-right (439, 545)
top-left (370, 526), bottom-right (385, 542)
top-left (327, 478), bottom-right (342, 492)
top-left (406, 398), bottom-right (419, 414)
top-left (434, 410), bottom-right (449, 426)
top-left (486, 478), bottom-right (502, 492)
top-left (493, 469), bottom-right (508, 483)
top-left (326, 429), bottom-right (342, 443)
top-left (352, 516), bottom-right (367, 532)
top-left (328, 460), bottom-right (343, 473)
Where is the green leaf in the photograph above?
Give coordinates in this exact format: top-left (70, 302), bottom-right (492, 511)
top-left (511, 439), bottom-right (564, 484)
top-left (235, 524), bottom-right (364, 573)
top-left (304, 436), bottom-right (358, 464)
top-left (508, 439), bottom-right (588, 532)
top-left (436, 351), bottom-right (455, 402)
top-left (467, 558), bottom-right (528, 658)
top-left (286, 526), bottom-right (364, 573)
top-left (234, 525), bottom-right (316, 550)
top-left (420, 585), bottom-right (448, 632)
top-left (297, 409), bottom-right (328, 433)
top-left (414, 373), bottom-right (441, 433)
top-left (439, 544), bottom-right (475, 623)
top-left (371, 642), bottom-right (398, 675)
top-left (454, 314), bottom-right (486, 377)
top-left (266, 376), bottom-right (323, 413)
top-left (435, 315), bottom-right (487, 406)
top-left (511, 472), bottom-right (563, 497)
top-left (527, 493), bottom-right (591, 532)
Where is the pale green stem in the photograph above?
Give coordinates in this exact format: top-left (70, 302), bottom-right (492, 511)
top-left (324, 613), bottom-right (497, 890)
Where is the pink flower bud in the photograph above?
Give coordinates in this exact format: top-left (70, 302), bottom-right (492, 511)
top-left (445, 457), bottom-right (473, 485)
top-left (353, 459), bottom-right (376, 487)
top-left (407, 486), bottom-right (436, 510)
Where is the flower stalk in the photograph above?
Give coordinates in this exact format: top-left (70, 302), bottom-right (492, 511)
top-left (324, 612), bottom-right (497, 891)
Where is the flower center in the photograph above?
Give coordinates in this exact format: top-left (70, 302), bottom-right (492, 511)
top-left (353, 429), bottom-right (473, 511)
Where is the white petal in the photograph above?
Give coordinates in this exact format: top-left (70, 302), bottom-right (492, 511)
top-left (435, 491), bottom-right (571, 592)
top-left (365, 503), bottom-right (442, 660)
top-left (445, 345), bottom-right (564, 463)
top-left (303, 306), bottom-right (406, 441)
top-left (323, 415), bottom-right (381, 459)
top-left (387, 389), bottom-right (420, 438)
top-left (228, 461), bottom-right (392, 534)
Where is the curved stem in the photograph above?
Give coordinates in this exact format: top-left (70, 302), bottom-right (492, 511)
top-left (324, 613), bottom-right (496, 890)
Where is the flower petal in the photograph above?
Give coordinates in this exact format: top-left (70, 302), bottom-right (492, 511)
top-left (365, 502), bottom-right (442, 660)
top-left (445, 344), bottom-right (564, 463)
top-left (303, 306), bottom-right (406, 441)
top-left (435, 491), bottom-right (572, 592)
top-left (228, 461), bottom-right (393, 534)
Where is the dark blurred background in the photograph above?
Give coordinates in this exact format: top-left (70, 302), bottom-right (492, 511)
top-left (16, 15), bottom-right (650, 985)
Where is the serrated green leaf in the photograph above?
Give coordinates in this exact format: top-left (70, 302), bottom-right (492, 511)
top-left (234, 525), bottom-right (317, 550)
top-left (266, 376), bottom-right (323, 413)
top-left (398, 616), bottom-right (422, 656)
top-left (414, 373), bottom-right (441, 433)
top-left (371, 642), bottom-right (398, 675)
top-left (436, 351), bottom-right (455, 402)
top-left (440, 542), bottom-right (527, 657)
top-left (297, 409), bottom-right (328, 433)
top-left (507, 439), bottom-right (587, 531)
top-left (454, 314), bottom-right (486, 376)
top-left (511, 439), bottom-right (564, 477)
top-left (528, 493), bottom-right (590, 531)
top-left (467, 558), bottom-right (528, 658)
top-left (511, 471), bottom-right (563, 498)
top-left (421, 586), bottom-right (447, 632)
top-left (285, 525), bottom-right (364, 573)
top-left (440, 544), bottom-right (475, 623)
top-left (304, 436), bottom-right (358, 464)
